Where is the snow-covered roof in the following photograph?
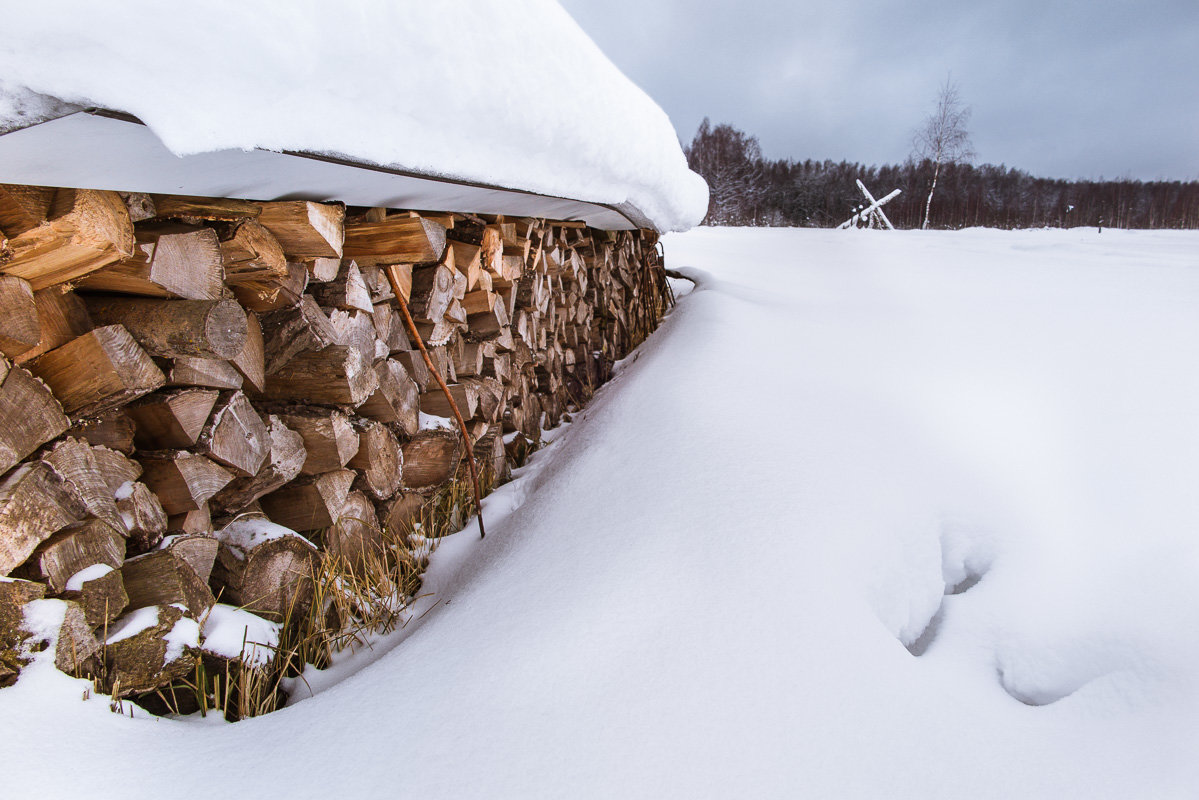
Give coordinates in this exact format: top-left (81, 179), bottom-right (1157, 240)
top-left (0, 0), bottom-right (708, 233)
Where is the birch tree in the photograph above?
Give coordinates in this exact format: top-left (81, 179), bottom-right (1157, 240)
top-left (912, 78), bottom-right (975, 229)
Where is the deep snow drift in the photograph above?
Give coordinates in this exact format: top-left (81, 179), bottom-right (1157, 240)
top-left (3, 228), bottom-right (1199, 798)
top-left (0, 1), bottom-right (708, 232)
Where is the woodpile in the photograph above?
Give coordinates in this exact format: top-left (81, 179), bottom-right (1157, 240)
top-left (0, 183), bottom-right (670, 705)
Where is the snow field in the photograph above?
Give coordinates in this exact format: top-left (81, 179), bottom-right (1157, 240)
top-left (1, 227), bottom-right (1197, 798)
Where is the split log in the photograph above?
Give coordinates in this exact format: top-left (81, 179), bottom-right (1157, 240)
top-left (0, 184), bottom-right (54, 236)
top-left (150, 194), bottom-right (261, 222)
top-left (27, 325), bottom-right (165, 418)
top-left (419, 382), bottom-right (478, 420)
top-left (33, 599), bottom-right (100, 677)
top-left (372, 301), bottom-right (410, 352)
top-left (194, 391), bottom-right (270, 477)
top-left (259, 469), bottom-right (354, 531)
top-left (461, 289), bottom-right (497, 316)
top-left (310, 260), bottom-right (373, 312)
top-left (165, 356), bottom-right (243, 390)
top-left (409, 264), bottom-right (457, 323)
top-left (43, 438), bottom-right (132, 534)
top-left (325, 491), bottom-right (385, 570)
top-left (230, 311), bottom-right (265, 393)
top-left (212, 519), bottom-right (319, 621)
top-left (116, 481), bottom-right (169, 553)
top-left (76, 225), bottom-right (224, 300)
top-left (219, 219), bottom-right (288, 284)
top-left (257, 200), bottom-right (345, 259)
top-left (12, 284), bottom-right (91, 365)
top-left (137, 451), bottom-right (233, 516)
top-left (401, 430), bottom-right (462, 491)
top-left (127, 388), bottom-right (220, 449)
top-left (166, 505), bottom-right (213, 537)
top-left (0, 276), bottom-right (40, 358)
top-left (378, 492), bottom-right (429, 541)
top-left (17, 518), bottom-right (126, 593)
top-left (84, 297), bottom-right (248, 360)
top-left (121, 550), bottom-right (214, 617)
top-left (262, 345), bottom-right (378, 407)
top-left (0, 579), bottom-right (46, 683)
top-left (393, 350), bottom-right (432, 392)
top-left (229, 260), bottom-right (307, 313)
top-left (1, 189), bottom-right (134, 289)
top-left (61, 566), bottom-right (127, 627)
top-left (304, 257), bottom-right (340, 283)
top-left (277, 409), bottom-right (360, 475)
top-left (210, 415), bottom-right (306, 516)
top-left (347, 420), bottom-right (403, 500)
top-left (0, 360), bottom-right (69, 473)
top-left (261, 295), bottom-right (338, 375)
top-left (119, 192), bottom-right (156, 222)
top-left (0, 461), bottom-right (87, 575)
top-left (343, 215), bottom-right (446, 265)
top-left (104, 604), bottom-right (198, 694)
top-left (357, 358), bottom-right (420, 435)
top-left (327, 308), bottom-right (380, 366)
top-left (68, 409), bottom-right (136, 454)
top-left (160, 533), bottom-right (219, 583)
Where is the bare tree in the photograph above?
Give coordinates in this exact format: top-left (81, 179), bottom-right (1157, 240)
top-left (685, 118), bottom-right (766, 225)
top-left (912, 78), bottom-right (975, 229)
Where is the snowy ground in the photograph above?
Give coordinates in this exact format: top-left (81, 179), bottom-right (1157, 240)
top-left (4, 227), bottom-right (1199, 798)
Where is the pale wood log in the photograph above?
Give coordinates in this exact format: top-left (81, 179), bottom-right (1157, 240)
top-left (325, 490), bottom-right (385, 570)
top-left (61, 567), bottom-right (127, 627)
top-left (327, 308), bottom-right (381, 367)
top-left (401, 430), bottom-right (462, 491)
top-left (27, 324), bottom-right (163, 419)
top-left (210, 415), bottom-right (305, 516)
top-left (121, 549), bottom-right (214, 617)
top-left (84, 297), bottom-right (248, 360)
top-left (150, 194), bottom-right (261, 222)
top-left (304, 257), bottom-right (340, 283)
top-left (1, 579), bottom-right (45, 683)
top-left (229, 311), bottom-right (265, 393)
top-left (166, 505), bottom-right (213, 537)
top-left (165, 356), bottom-right (244, 390)
top-left (372, 302), bottom-right (410, 352)
top-left (45, 600), bottom-right (101, 677)
top-left (259, 469), bottom-right (354, 531)
top-left (229, 261), bottom-right (307, 313)
top-left (0, 360), bottom-right (69, 473)
top-left (261, 345), bottom-right (378, 407)
top-left (480, 225), bottom-right (503, 276)
top-left (419, 382), bottom-right (478, 420)
top-left (159, 533), bottom-right (218, 583)
top-left (67, 409), bottom-right (136, 454)
top-left (116, 481), bottom-right (168, 553)
top-left (219, 218), bottom-right (288, 284)
top-left (194, 391), bottom-right (269, 477)
top-left (103, 604), bottom-right (197, 695)
top-left (447, 240), bottom-right (482, 289)
top-left (343, 215), bottom-right (446, 265)
top-left (347, 420), bottom-right (403, 500)
top-left (454, 341), bottom-right (486, 378)
top-left (137, 451), bottom-right (233, 515)
top-left (0, 184), bottom-right (54, 236)
top-left (277, 409), bottom-right (360, 475)
top-left (127, 388), bottom-right (220, 449)
top-left (211, 524), bottom-right (319, 621)
top-left (0, 276), bottom-right (40, 358)
top-left (12, 284), bottom-right (91, 365)
top-left (393, 349), bottom-right (432, 392)
top-left (409, 264), bottom-right (456, 323)
top-left (357, 358), bottom-right (419, 435)
top-left (257, 200), bottom-right (344, 259)
top-left (377, 492), bottom-right (429, 541)
top-left (42, 438), bottom-right (131, 535)
top-left (76, 225), bottom-right (224, 300)
top-left (357, 264), bottom-right (396, 303)
top-left (461, 289), bottom-right (497, 317)
top-left (462, 377), bottom-right (506, 423)
top-left (260, 295), bottom-right (338, 375)
top-left (310, 260), bottom-right (373, 312)
top-left (17, 518), bottom-right (125, 593)
top-left (1, 189), bottom-right (134, 289)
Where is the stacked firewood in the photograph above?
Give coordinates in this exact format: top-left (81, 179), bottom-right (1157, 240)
top-left (0, 184), bottom-right (669, 696)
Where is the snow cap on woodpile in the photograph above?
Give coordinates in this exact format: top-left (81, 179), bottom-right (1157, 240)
top-left (0, 0), bottom-right (709, 233)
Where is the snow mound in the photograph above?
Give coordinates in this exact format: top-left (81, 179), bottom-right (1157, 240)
top-left (0, 0), bottom-right (708, 232)
top-left (201, 604), bottom-right (281, 669)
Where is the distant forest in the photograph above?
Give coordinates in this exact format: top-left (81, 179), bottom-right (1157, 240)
top-left (685, 119), bottom-right (1199, 229)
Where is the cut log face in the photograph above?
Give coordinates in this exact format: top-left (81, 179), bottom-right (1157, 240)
top-left (257, 201), bottom-right (345, 259)
top-left (305, 257), bottom-right (340, 283)
top-left (310, 260), bottom-right (373, 312)
top-left (137, 451), bottom-right (234, 516)
top-left (212, 519), bottom-right (319, 620)
top-left (18, 518), bottom-right (126, 593)
top-left (114, 481), bottom-right (168, 555)
top-left (13, 285), bottom-right (92, 365)
top-left (127, 388), bottom-right (220, 449)
top-left (378, 492), bottom-right (430, 542)
top-left (0, 276), bottom-right (40, 358)
top-left (60, 565), bottom-right (128, 627)
top-left (0, 361), bottom-right (69, 474)
top-left (1, 189), bottom-right (135, 289)
top-left (210, 414), bottom-right (306, 516)
top-left (219, 219), bottom-right (288, 284)
top-left (103, 604), bottom-right (198, 695)
top-left (419, 382), bottom-right (478, 420)
top-left (194, 391), bottom-right (270, 477)
top-left (262, 345), bottom-right (378, 407)
top-left (229, 260), bottom-right (308, 313)
top-left (160, 533), bottom-right (219, 584)
top-left (84, 297), bottom-right (248, 360)
top-left (0, 461), bottom-right (87, 576)
top-left (325, 490), bottom-right (385, 570)
top-left (76, 226), bottom-right (224, 300)
top-left (261, 295), bottom-right (338, 375)
top-left (259, 469), bottom-right (354, 531)
top-left (401, 430), bottom-right (463, 491)
top-left (230, 311), bottom-right (265, 393)
top-left (166, 505), bottom-right (213, 537)
top-left (27, 325), bottom-right (165, 418)
top-left (0, 184), bottom-right (55, 236)
top-left (357, 359), bottom-right (419, 435)
top-left (165, 356), bottom-right (244, 390)
top-left (277, 409), bottom-right (360, 475)
top-left (43, 438), bottom-right (132, 535)
top-left (66, 409), bottom-right (136, 454)
top-left (347, 420), bottom-right (403, 500)
top-left (343, 215), bottom-right (446, 265)
top-left (121, 549), bottom-right (214, 617)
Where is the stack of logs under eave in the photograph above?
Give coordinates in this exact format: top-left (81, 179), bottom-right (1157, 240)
top-left (0, 184), bottom-right (670, 694)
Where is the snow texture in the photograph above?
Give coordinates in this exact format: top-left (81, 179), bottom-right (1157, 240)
top-left (200, 604), bottom-right (281, 669)
top-left (64, 564), bottom-right (114, 592)
top-left (0, 1), bottom-right (708, 232)
top-left (104, 606), bottom-right (160, 645)
top-left (1, 228), bottom-right (1198, 798)
top-left (216, 517), bottom-right (311, 558)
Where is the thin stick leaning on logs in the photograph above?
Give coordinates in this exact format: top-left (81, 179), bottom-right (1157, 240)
top-left (383, 263), bottom-right (486, 540)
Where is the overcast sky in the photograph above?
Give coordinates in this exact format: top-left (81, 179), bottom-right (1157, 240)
top-left (558, 0), bottom-right (1198, 181)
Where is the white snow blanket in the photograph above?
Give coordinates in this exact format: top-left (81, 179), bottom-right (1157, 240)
top-left (0, 0), bottom-right (707, 232)
top-left (2, 228), bottom-right (1197, 797)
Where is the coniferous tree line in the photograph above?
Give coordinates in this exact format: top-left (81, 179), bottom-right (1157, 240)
top-left (686, 119), bottom-right (1199, 230)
